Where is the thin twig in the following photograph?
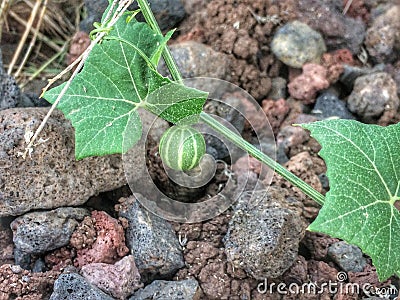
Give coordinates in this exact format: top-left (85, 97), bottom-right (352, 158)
top-left (0, 0), bottom-right (11, 41)
top-left (21, 0), bottom-right (134, 159)
top-left (7, 0), bottom-right (41, 75)
top-left (14, 0), bottom-right (48, 78)
top-left (8, 9), bottom-right (62, 53)
top-left (343, 0), bottom-right (353, 15)
top-left (23, 0), bottom-right (73, 41)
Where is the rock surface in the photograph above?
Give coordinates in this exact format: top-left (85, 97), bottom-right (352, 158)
top-left (11, 207), bottom-right (89, 255)
top-left (130, 279), bottom-right (202, 300)
top-left (158, 41), bottom-right (231, 80)
top-left (72, 211), bottom-right (129, 268)
top-left (347, 72), bottom-right (399, 120)
top-left (0, 49), bottom-right (21, 110)
top-left (224, 188), bottom-right (306, 279)
top-left (0, 263), bottom-right (59, 299)
top-left (0, 49), bottom-right (49, 110)
top-left (312, 92), bottom-right (355, 120)
top-left (116, 195), bottom-right (185, 283)
top-left (328, 241), bottom-right (367, 272)
top-left (80, 255), bottom-right (142, 299)
top-left (50, 272), bottom-right (114, 300)
top-left (282, 0), bottom-right (366, 53)
top-left (365, 5), bottom-right (400, 63)
top-left (288, 63), bottom-right (330, 103)
top-left (80, 0), bottom-right (185, 32)
top-left (0, 108), bottom-right (127, 217)
top-left (271, 21), bottom-right (326, 68)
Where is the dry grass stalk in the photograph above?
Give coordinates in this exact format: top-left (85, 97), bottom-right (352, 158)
top-left (342, 0), bottom-right (354, 15)
top-left (7, 9), bottom-right (62, 53)
top-left (7, 0), bottom-right (42, 75)
top-left (14, 0), bottom-right (48, 78)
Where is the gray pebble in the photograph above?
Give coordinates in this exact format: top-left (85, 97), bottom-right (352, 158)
top-left (312, 92), bottom-right (355, 120)
top-left (49, 273), bottom-right (114, 300)
top-left (365, 5), bottom-right (400, 63)
top-left (347, 72), bottom-right (399, 120)
top-left (339, 64), bottom-right (386, 90)
top-left (32, 258), bottom-right (47, 273)
top-left (224, 188), bottom-right (306, 279)
top-left (318, 173), bottom-right (329, 190)
top-left (328, 241), bottom-right (367, 272)
top-left (11, 207), bottom-right (89, 255)
top-left (10, 264), bottom-right (23, 274)
top-left (0, 49), bottom-right (48, 110)
top-left (130, 279), bottom-right (201, 300)
top-left (13, 248), bottom-right (31, 270)
top-left (271, 21), bottom-right (326, 68)
top-left (117, 195), bottom-right (185, 283)
top-left (131, 0), bottom-right (186, 31)
top-left (0, 48), bottom-right (21, 110)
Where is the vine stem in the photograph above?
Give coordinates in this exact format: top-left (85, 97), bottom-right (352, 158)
top-left (200, 112), bottom-right (325, 206)
top-left (136, 0), bottom-right (183, 83)
top-left (137, 0), bottom-right (325, 206)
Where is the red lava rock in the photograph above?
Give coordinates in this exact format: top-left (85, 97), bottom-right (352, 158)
top-left (70, 215), bottom-right (97, 250)
top-left (282, 255), bottom-right (308, 284)
top-left (277, 126), bottom-right (310, 153)
top-left (271, 152), bottom-right (326, 219)
top-left (321, 49), bottom-right (355, 83)
top-left (302, 232), bottom-right (340, 260)
top-left (0, 264), bottom-right (60, 299)
top-left (284, 152), bottom-right (325, 193)
top-left (262, 99), bottom-right (291, 135)
top-left (288, 63), bottom-right (330, 104)
top-left (178, 0), bottom-right (275, 100)
top-left (184, 241), bottom-right (220, 276)
top-left (198, 261), bottom-right (231, 299)
top-left (233, 31), bottom-right (259, 60)
top-left (348, 264), bottom-right (391, 289)
top-left (67, 31), bottom-right (90, 66)
top-left (307, 260), bottom-right (338, 284)
top-left (199, 213), bottom-right (231, 247)
top-left (45, 247), bottom-right (76, 272)
top-left (176, 25), bottom-right (205, 43)
top-left (72, 211), bottom-right (129, 268)
top-left (80, 255), bottom-right (142, 299)
top-left (232, 155), bottom-right (262, 176)
top-left (343, 0), bottom-right (369, 22)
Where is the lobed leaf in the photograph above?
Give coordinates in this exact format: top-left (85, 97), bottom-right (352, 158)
top-left (44, 10), bottom-right (206, 159)
top-left (302, 119), bottom-right (400, 281)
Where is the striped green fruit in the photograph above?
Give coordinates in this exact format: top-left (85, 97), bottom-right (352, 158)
top-left (159, 125), bottom-right (206, 171)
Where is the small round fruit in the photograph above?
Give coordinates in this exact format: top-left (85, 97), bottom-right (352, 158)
top-left (159, 125), bottom-right (206, 171)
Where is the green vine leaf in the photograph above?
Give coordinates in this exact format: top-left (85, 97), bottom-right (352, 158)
top-left (44, 12), bottom-right (206, 159)
top-left (302, 120), bottom-right (400, 281)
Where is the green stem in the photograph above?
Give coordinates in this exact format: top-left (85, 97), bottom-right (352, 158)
top-left (137, 0), bottom-right (325, 206)
top-left (200, 112), bottom-right (325, 206)
top-left (136, 0), bottom-right (183, 83)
